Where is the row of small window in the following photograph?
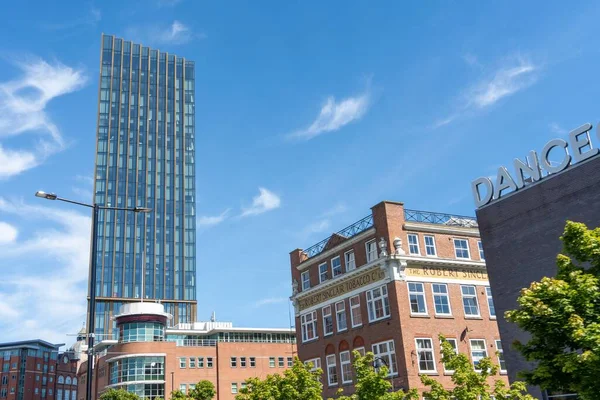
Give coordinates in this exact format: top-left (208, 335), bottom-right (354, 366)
top-left (0, 388), bottom-right (76, 399)
top-left (301, 285), bottom-right (391, 343)
top-left (408, 283), bottom-right (495, 318)
top-left (307, 338), bottom-right (506, 387)
top-left (1, 364), bottom-right (54, 373)
top-left (301, 240), bottom-right (380, 291)
top-left (407, 235), bottom-right (484, 261)
top-left (178, 357), bottom-right (214, 368)
top-left (0, 375), bottom-right (74, 386)
top-left (229, 382), bottom-right (247, 394)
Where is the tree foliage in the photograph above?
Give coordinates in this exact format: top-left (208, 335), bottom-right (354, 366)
top-left (236, 357), bottom-right (322, 400)
top-left (505, 221), bottom-right (600, 399)
top-left (99, 389), bottom-right (141, 400)
top-left (420, 337), bottom-right (534, 400)
top-left (170, 390), bottom-right (188, 400)
top-left (188, 381), bottom-right (216, 400)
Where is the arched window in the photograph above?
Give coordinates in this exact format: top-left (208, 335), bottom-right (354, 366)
top-left (65, 377), bottom-right (72, 385)
top-left (72, 378), bottom-right (77, 386)
top-left (58, 376), bottom-right (64, 384)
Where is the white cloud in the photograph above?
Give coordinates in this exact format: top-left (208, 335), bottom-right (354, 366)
top-left (0, 222), bottom-right (18, 244)
top-left (72, 174), bottom-right (94, 201)
top-left (435, 56), bottom-right (538, 128)
top-left (42, 7), bottom-right (101, 31)
top-left (0, 197), bottom-right (90, 343)
top-left (241, 188), bottom-right (281, 217)
top-left (463, 53), bottom-right (481, 68)
top-left (304, 219), bottom-right (331, 235)
top-left (197, 208), bottom-right (230, 226)
top-left (252, 297), bottom-right (288, 308)
top-left (0, 58), bottom-right (87, 178)
top-left (289, 91), bottom-right (370, 140)
top-left (320, 203), bottom-right (348, 218)
top-left (126, 20), bottom-right (204, 46)
top-left (549, 122), bottom-right (567, 135)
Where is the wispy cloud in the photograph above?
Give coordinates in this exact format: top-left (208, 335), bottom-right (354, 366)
top-left (156, 0), bottom-right (182, 7)
top-left (241, 188), bottom-right (281, 217)
top-left (435, 56), bottom-right (538, 128)
top-left (0, 58), bottom-right (87, 178)
top-left (71, 174), bottom-right (94, 201)
top-left (0, 222), bottom-right (18, 244)
top-left (42, 7), bottom-right (101, 31)
top-left (126, 20), bottom-right (204, 46)
top-left (252, 297), bottom-right (289, 308)
top-left (320, 203), bottom-right (348, 218)
top-left (288, 90), bottom-right (370, 140)
top-left (549, 122), bottom-right (567, 136)
top-left (197, 209), bottom-right (231, 227)
top-left (463, 53), bottom-right (481, 68)
top-left (0, 197), bottom-right (90, 343)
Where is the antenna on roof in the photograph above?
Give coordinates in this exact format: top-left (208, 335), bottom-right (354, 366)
top-left (210, 311), bottom-right (216, 322)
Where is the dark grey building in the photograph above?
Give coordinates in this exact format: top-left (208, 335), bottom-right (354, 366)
top-left (475, 152), bottom-right (600, 398)
top-left (92, 34), bottom-right (197, 338)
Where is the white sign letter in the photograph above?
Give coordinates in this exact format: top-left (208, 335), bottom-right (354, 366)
top-left (569, 123), bottom-right (598, 163)
top-left (541, 139), bottom-right (571, 174)
top-left (471, 177), bottom-right (493, 207)
top-left (513, 150), bottom-right (542, 189)
top-left (493, 166), bottom-right (518, 200)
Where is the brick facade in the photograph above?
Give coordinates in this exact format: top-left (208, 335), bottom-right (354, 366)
top-left (290, 201), bottom-right (508, 398)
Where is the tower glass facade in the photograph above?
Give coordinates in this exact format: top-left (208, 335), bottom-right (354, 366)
top-left (92, 34), bottom-right (197, 338)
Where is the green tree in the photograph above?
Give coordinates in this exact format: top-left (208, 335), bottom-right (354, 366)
top-left (420, 336), bottom-right (534, 400)
top-left (169, 390), bottom-right (187, 400)
top-left (188, 381), bottom-right (216, 400)
top-left (236, 357), bottom-right (322, 400)
top-left (505, 221), bottom-right (600, 399)
top-left (99, 389), bottom-right (140, 400)
top-left (335, 351), bottom-right (418, 400)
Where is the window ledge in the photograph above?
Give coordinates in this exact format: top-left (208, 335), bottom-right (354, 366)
top-left (410, 314), bottom-right (430, 318)
top-left (419, 372), bottom-right (439, 376)
top-left (434, 315), bottom-right (454, 319)
top-left (489, 317), bottom-right (497, 320)
top-left (464, 316), bottom-right (483, 320)
top-left (302, 337), bottom-right (320, 344)
top-left (368, 316), bottom-right (392, 325)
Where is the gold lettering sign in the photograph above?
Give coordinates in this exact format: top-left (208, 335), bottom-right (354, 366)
top-left (406, 265), bottom-right (488, 281)
top-left (298, 268), bottom-right (386, 311)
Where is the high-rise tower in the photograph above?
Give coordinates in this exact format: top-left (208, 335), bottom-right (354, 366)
top-left (91, 34), bottom-right (197, 338)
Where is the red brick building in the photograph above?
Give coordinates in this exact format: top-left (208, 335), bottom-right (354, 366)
top-left (289, 201), bottom-right (507, 397)
top-left (78, 303), bottom-right (296, 400)
top-left (0, 340), bottom-right (78, 400)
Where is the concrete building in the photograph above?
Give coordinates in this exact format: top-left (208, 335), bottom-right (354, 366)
top-left (475, 132), bottom-right (600, 399)
top-left (77, 303), bottom-right (296, 400)
top-left (0, 340), bottom-right (78, 400)
top-left (289, 201), bottom-right (507, 398)
top-left (91, 34), bottom-right (198, 337)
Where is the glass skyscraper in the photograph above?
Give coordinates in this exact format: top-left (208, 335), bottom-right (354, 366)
top-left (92, 34), bottom-right (197, 338)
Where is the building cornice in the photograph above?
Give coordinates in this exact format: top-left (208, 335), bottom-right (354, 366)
top-left (401, 255), bottom-right (486, 269)
top-left (403, 222), bottom-right (480, 237)
top-left (296, 228), bottom-right (376, 271)
top-left (105, 353), bottom-right (167, 363)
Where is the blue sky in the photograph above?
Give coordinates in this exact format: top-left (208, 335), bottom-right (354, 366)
top-left (1, 0), bottom-right (600, 344)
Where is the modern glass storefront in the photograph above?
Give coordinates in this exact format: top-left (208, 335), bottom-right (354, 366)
top-left (119, 322), bottom-right (165, 343)
top-left (109, 356), bottom-right (165, 399)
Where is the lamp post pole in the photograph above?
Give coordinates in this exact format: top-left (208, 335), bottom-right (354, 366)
top-left (374, 357), bottom-right (395, 392)
top-left (35, 191), bottom-right (151, 400)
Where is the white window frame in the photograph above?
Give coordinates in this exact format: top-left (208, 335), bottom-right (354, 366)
top-left (198, 357), bottom-right (204, 368)
top-left (335, 301), bottom-right (347, 332)
top-left (408, 282), bottom-right (428, 315)
top-left (424, 235), bottom-right (437, 256)
top-left (231, 383), bottom-right (238, 394)
top-left (301, 271), bottom-right (310, 290)
top-left (355, 347), bottom-right (365, 356)
top-left (478, 240), bottom-right (485, 260)
top-left (179, 384), bottom-right (187, 394)
top-left (350, 295), bottom-right (362, 327)
top-left (415, 338), bottom-right (437, 373)
top-left (319, 263), bottom-right (328, 283)
top-left (340, 351), bottom-right (352, 384)
top-left (249, 357), bottom-right (255, 367)
top-left (300, 310), bottom-right (318, 342)
top-left (322, 305), bottom-right (333, 336)
top-left (454, 238), bottom-right (471, 259)
top-left (278, 357), bottom-right (284, 368)
top-left (407, 234), bottom-right (420, 255)
top-left (431, 283), bottom-right (452, 316)
top-left (230, 357), bottom-right (237, 368)
top-left (366, 285), bottom-right (390, 322)
top-left (495, 340), bottom-right (506, 373)
top-left (269, 357), bottom-right (275, 368)
top-left (240, 357), bottom-right (246, 368)
top-left (486, 287), bottom-right (496, 319)
top-left (470, 339), bottom-right (488, 370)
top-left (179, 358), bottom-right (186, 368)
top-left (345, 250), bottom-right (356, 271)
top-left (372, 340), bottom-right (397, 376)
top-left (326, 354), bottom-right (338, 386)
top-left (366, 239), bottom-right (378, 262)
top-left (442, 338), bottom-right (458, 373)
top-left (461, 285), bottom-right (480, 317)
top-left (305, 358), bottom-right (321, 371)
top-left (189, 357), bottom-right (196, 368)
top-left (331, 256), bottom-right (343, 277)
top-left (207, 357), bottom-right (213, 368)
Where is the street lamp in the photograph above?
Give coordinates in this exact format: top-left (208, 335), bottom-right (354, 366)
top-left (35, 190), bottom-right (151, 400)
top-left (373, 357), bottom-right (395, 392)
